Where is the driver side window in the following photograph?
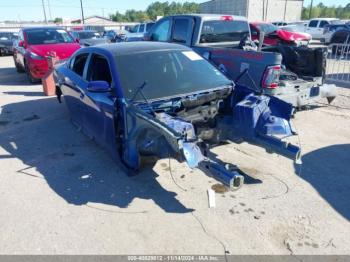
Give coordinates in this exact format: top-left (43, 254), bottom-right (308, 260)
top-left (87, 54), bottom-right (112, 86)
top-left (152, 19), bottom-right (170, 42)
top-left (72, 53), bottom-right (89, 77)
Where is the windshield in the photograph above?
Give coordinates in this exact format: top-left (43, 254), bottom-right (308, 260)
top-left (255, 23), bottom-right (279, 34)
top-left (0, 32), bottom-right (17, 40)
top-left (26, 29), bottom-right (74, 45)
top-left (129, 25), bottom-right (139, 33)
top-left (78, 31), bottom-right (99, 39)
top-left (200, 20), bottom-right (250, 43)
top-left (115, 50), bottom-right (231, 101)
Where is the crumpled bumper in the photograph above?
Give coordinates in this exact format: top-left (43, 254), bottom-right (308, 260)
top-left (273, 84), bottom-right (338, 108)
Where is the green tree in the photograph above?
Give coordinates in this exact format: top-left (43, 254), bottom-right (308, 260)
top-left (110, 1), bottom-right (201, 22)
top-left (110, 12), bottom-right (125, 22)
top-left (302, 3), bottom-right (350, 19)
top-left (53, 17), bottom-right (63, 23)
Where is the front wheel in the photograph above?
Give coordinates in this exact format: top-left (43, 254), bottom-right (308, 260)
top-left (13, 56), bottom-right (25, 73)
top-left (25, 61), bottom-right (40, 84)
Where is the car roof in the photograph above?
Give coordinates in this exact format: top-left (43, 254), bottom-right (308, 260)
top-left (166, 14), bottom-right (247, 21)
top-left (22, 27), bottom-right (65, 31)
top-left (310, 18), bottom-right (339, 21)
top-left (72, 30), bottom-right (97, 32)
top-left (86, 42), bottom-right (191, 56)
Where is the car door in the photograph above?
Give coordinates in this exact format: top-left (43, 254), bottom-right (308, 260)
top-left (170, 17), bottom-right (194, 46)
top-left (317, 20), bottom-right (329, 39)
top-left (60, 52), bottom-right (90, 127)
top-left (83, 52), bottom-right (117, 149)
top-left (138, 24), bottom-right (145, 34)
top-left (306, 20), bottom-right (319, 38)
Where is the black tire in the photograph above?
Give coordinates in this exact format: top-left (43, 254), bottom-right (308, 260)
top-left (13, 56), bottom-right (25, 73)
top-left (24, 61), bottom-right (40, 84)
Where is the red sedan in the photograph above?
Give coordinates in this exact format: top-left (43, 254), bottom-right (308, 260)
top-left (13, 27), bottom-right (80, 83)
top-left (249, 22), bottom-right (311, 47)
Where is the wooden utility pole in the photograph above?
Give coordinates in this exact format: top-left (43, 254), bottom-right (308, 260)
top-left (309, 0), bottom-right (314, 19)
top-left (284, 0), bottom-right (288, 21)
top-left (80, 0), bottom-right (85, 24)
top-left (41, 0), bottom-right (47, 24)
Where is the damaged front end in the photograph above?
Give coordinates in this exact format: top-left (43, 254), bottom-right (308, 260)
top-left (117, 84), bottom-right (301, 190)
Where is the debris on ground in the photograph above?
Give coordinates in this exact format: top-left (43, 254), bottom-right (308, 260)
top-left (211, 183), bottom-right (228, 194)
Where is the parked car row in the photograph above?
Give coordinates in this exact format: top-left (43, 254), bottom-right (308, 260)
top-left (0, 31), bottom-right (18, 56)
top-left (273, 18), bottom-right (350, 46)
top-left (13, 27), bottom-right (81, 83)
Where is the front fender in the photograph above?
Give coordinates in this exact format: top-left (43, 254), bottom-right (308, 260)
top-left (119, 102), bottom-right (183, 170)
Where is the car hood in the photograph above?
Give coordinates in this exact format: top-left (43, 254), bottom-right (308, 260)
top-left (29, 43), bottom-right (80, 60)
top-left (275, 29), bottom-right (311, 41)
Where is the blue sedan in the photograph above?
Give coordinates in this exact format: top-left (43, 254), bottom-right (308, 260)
top-left (55, 42), bottom-right (300, 190)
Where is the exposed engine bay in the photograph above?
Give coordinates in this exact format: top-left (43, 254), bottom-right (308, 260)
top-left (121, 85), bottom-right (301, 190)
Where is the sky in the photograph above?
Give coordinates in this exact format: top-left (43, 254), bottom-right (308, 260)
top-left (0, 0), bottom-right (348, 22)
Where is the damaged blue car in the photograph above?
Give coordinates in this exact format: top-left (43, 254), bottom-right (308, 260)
top-left (55, 42), bottom-right (301, 190)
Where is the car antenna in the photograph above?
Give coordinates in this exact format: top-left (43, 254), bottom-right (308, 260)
top-left (130, 81), bottom-right (156, 114)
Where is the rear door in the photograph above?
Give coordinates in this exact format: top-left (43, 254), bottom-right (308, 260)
top-left (316, 20), bottom-right (329, 39)
top-left (138, 24), bottom-right (145, 34)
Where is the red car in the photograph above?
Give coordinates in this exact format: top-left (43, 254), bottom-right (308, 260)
top-left (13, 27), bottom-right (80, 83)
top-left (250, 22), bottom-right (311, 47)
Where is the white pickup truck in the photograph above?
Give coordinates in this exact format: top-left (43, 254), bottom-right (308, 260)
top-left (126, 22), bottom-right (155, 41)
top-left (304, 18), bottom-right (341, 39)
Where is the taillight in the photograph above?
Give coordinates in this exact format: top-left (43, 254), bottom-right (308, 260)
top-left (262, 65), bottom-right (281, 89)
top-left (221, 16), bottom-right (233, 21)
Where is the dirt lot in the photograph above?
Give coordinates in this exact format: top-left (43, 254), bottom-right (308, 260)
top-left (0, 55), bottom-right (349, 255)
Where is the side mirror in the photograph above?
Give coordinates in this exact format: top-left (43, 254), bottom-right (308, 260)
top-left (87, 81), bottom-right (111, 92)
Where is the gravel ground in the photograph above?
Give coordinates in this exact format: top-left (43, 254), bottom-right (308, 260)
top-left (0, 55), bottom-right (349, 255)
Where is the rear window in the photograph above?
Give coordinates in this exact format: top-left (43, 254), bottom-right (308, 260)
top-left (255, 23), bottom-right (278, 34)
top-left (200, 20), bottom-right (250, 44)
top-left (26, 28), bottom-right (74, 45)
top-left (77, 31), bottom-right (98, 39)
